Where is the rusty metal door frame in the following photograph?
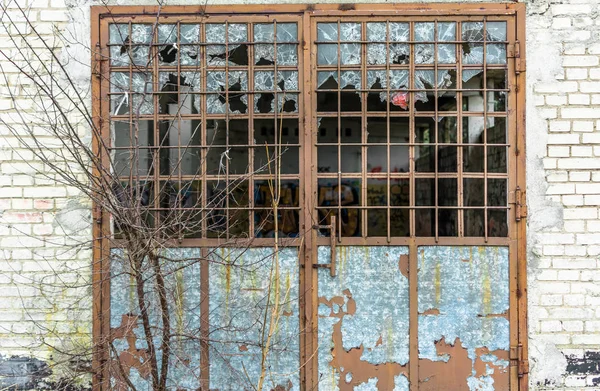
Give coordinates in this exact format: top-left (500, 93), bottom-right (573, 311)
top-left (90, 4), bottom-right (527, 390)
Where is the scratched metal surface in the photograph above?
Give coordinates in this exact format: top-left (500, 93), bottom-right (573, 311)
top-left (418, 246), bottom-right (510, 391)
top-left (208, 247), bottom-right (300, 391)
top-left (110, 247), bottom-right (202, 390)
top-left (318, 246), bottom-right (410, 390)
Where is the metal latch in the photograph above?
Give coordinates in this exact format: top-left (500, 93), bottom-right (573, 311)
top-left (510, 344), bottom-right (529, 377)
top-left (312, 215), bottom-right (337, 277)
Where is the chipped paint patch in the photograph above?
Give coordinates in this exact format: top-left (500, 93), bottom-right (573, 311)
top-left (318, 246), bottom-right (409, 390)
top-left (208, 247), bottom-right (300, 391)
top-left (418, 246), bottom-right (509, 390)
top-left (110, 248), bottom-right (202, 390)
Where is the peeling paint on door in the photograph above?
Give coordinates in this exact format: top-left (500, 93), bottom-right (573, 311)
top-left (110, 248), bottom-right (202, 390)
top-left (209, 247), bottom-right (300, 391)
top-left (418, 246), bottom-right (510, 391)
top-left (318, 246), bottom-right (410, 391)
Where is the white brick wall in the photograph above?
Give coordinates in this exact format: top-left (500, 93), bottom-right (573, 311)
top-left (528, 0), bottom-right (600, 388)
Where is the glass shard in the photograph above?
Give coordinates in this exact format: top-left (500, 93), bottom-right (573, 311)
top-left (367, 22), bottom-right (386, 41)
top-left (340, 23), bottom-right (361, 41)
top-left (390, 22), bottom-right (409, 42)
top-left (487, 43), bottom-right (507, 64)
top-left (390, 70), bottom-right (408, 89)
top-left (109, 24), bottom-right (128, 44)
top-left (158, 24), bottom-right (177, 43)
top-left (228, 24), bottom-right (247, 43)
top-left (390, 43), bottom-right (410, 64)
top-left (180, 24), bottom-right (200, 43)
top-left (254, 23), bottom-right (274, 42)
top-left (462, 22), bottom-right (484, 41)
top-left (415, 22), bottom-right (434, 41)
top-left (277, 23), bottom-right (298, 42)
top-left (415, 44), bottom-right (434, 64)
top-left (277, 44), bottom-right (298, 65)
top-left (318, 71), bottom-right (338, 89)
top-left (317, 23), bottom-right (338, 41)
top-left (462, 43), bottom-right (484, 64)
top-left (437, 44), bottom-right (456, 64)
top-left (341, 43), bottom-right (361, 65)
top-left (205, 24), bottom-right (225, 43)
top-left (255, 44), bottom-right (274, 65)
top-left (341, 71), bottom-right (361, 89)
top-left (254, 71), bottom-right (275, 91)
top-left (437, 22), bottom-right (456, 41)
top-left (486, 22), bottom-right (507, 42)
top-left (367, 44), bottom-right (387, 65)
top-left (318, 44), bottom-right (337, 65)
top-left (131, 24), bottom-right (152, 44)
top-left (277, 71), bottom-right (299, 91)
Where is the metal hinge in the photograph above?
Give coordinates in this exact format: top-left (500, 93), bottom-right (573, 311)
top-left (510, 344), bottom-right (529, 377)
top-left (509, 187), bottom-right (527, 222)
top-left (93, 205), bottom-right (103, 225)
top-left (508, 40), bottom-right (526, 75)
top-left (92, 43), bottom-right (103, 78)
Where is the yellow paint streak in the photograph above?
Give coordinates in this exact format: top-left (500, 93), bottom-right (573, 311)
top-left (481, 247), bottom-right (492, 316)
top-left (434, 259), bottom-right (441, 305)
top-left (175, 268), bottom-right (185, 346)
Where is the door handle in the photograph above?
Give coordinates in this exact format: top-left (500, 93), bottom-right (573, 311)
top-left (312, 215), bottom-right (337, 277)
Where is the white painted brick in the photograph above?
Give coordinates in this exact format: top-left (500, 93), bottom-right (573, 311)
top-left (538, 270), bottom-right (558, 280)
top-left (563, 207), bottom-right (599, 220)
top-left (565, 68), bottom-right (588, 80)
top-left (577, 233), bottom-right (600, 244)
top-left (548, 171), bottom-right (569, 182)
top-left (585, 321), bottom-right (600, 332)
top-left (543, 245), bottom-right (565, 255)
top-left (547, 134), bottom-right (580, 144)
top-left (562, 195), bottom-right (584, 205)
top-left (582, 133), bottom-right (600, 143)
top-left (587, 221), bottom-right (600, 232)
top-left (558, 158), bottom-right (600, 169)
top-left (553, 17), bottom-right (572, 29)
top-left (541, 320), bottom-right (562, 332)
top-left (569, 171), bottom-right (591, 181)
top-left (575, 183), bottom-right (600, 194)
top-left (572, 335), bottom-right (600, 345)
top-left (548, 146), bottom-right (570, 157)
top-left (535, 82), bottom-right (578, 93)
top-left (568, 94), bottom-right (590, 105)
top-left (584, 195), bottom-right (600, 205)
top-left (590, 69), bottom-right (600, 79)
top-left (573, 121), bottom-right (594, 132)
top-left (545, 95), bottom-right (568, 106)
top-left (571, 145), bottom-right (593, 156)
top-left (549, 120), bottom-right (571, 132)
top-left (552, 4), bottom-right (593, 15)
top-left (563, 56), bottom-right (599, 67)
top-left (562, 108), bottom-right (600, 119)
top-left (541, 294), bottom-right (563, 306)
top-left (558, 270), bottom-right (580, 281)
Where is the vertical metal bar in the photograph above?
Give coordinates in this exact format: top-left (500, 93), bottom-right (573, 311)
top-left (200, 247), bottom-right (210, 389)
top-left (248, 22), bottom-right (255, 238)
top-left (330, 215), bottom-right (337, 276)
top-left (201, 23), bottom-right (208, 239)
top-left (225, 21), bottom-right (230, 240)
top-left (385, 20), bottom-right (391, 242)
top-left (409, 21), bottom-right (415, 240)
top-left (457, 21), bottom-right (464, 238)
top-left (483, 18), bottom-right (489, 243)
top-left (434, 21), bottom-right (439, 242)
top-left (408, 238), bottom-right (418, 391)
top-left (177, 20), bottom-right (183, 240)
top-left (337, 20), bottom-right (342, 238)
top-left (361, 20), bottom-right (367, 239)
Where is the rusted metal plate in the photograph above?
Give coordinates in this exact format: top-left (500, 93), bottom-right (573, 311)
top-left (208, 247), bottom-right (300, 391)
top-left (110, 248), bottom-right (202, 390)
top-left (318, 246), bottom-right (410, 390)
top-left (418, 246), bottom-right (509, 391)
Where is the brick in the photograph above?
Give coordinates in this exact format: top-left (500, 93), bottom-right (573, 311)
top-left (552, 4), bottom-right (593, 15)
top-left (569, 94), bottom-right (590, 105)
top-left (549, 120), bottom-right (571, 132)
top-left (566, 68), bottom-right (588, 80)
top-left (548, 146), bottom-right (570, 157)
top-left (573, 121), bottom-right (594, 132)
top-left (558, 158), bottom-right (600, 169)
top-left (553, 17), bottom-right (572, 29)
top-left (575, 183), bottom-right (600, 194)
top-left (563, 56), bottom-right (599, 67)
top-left (535, 81), bottom-right (578, 93)
top-left (547, 134), bottom-right (580, 144)
top-left (569, 171), bottom-right (591, 181)
top-left (562, 108), bottom-right (600, 119)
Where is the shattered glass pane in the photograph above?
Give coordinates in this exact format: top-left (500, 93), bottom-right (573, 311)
top-left (487, 44), bottom-right (507, 64)
top-left (463, 44), bottom-right (484, 64)
top-left (158, 24), bottom-right (177, 43)
top-left (181, 72), bottom-right (201, 92)
top-left (486, 22), bottom-right (507, 42)
top-left (318, 44), bottom-right (337, 65)
top-left (254, 44), bottom-right (274, 65)
top-left (415, 44), bottom-right (434, 64)
top-left (180, 24), bottom-right (200, 44)
top-left (367, 22), bottom-right (386, 41)
top-left (368, 70), bottom-right (387, 89)
top-left (158, 44), bottom-right (177, 65)
top-left (438, 70), bottom-right (456, 89)
top-left (415, 22), bottom-right (434, 41)
top-left (318, 71), bottom-right (337, 89)
top-left (207, 71), bottom-right (226, 91)
top-left (390, 43), bottom-right (410, 64)
top-left (111, 72), bottom-right (153, 115)
top-left (277, 94), bottom-right (298, 113)
top-left (229, 94), bottom-right (248, 114)
top-left (109, 24), bottom-right (128, 44)
top-left (437, 22), bottom-right (456, 41)
top-left (415, 70), bottom-right (434, 104)
top-left (463, 69), bottom-right (483, 83)
top-left (277, 44), bottom-right (298, 65)
top-left (254, 23), bottom-right (274, 42)
top-left (340, 23), bottom-right (361, 41)
top-left (367, 44), bottom-right (387, 65)
top-left (277, 23), bottom-right (298, 42)
top-left (462, 22), bottom-right (484, 41)
top-left (390, 70), bottom-right (408, 89)
top-left (228, 71), bottom-right (248, 91)
top-left (254, 71), bottom-right (275, 91)
top-left (181, 46), bottom-right (200, 66)
top-left (228, 24), bottom-right (247, 43)
top-left (437, 44), bottom-right (456, 64)
top-left (341, 43), bottom-right (360, 65)
top-left (317, 23), bottom-right (338, 41)
top-left (205, 24), bottom-right (225, 43)
top-left (254, 94), bottom-right (274, 113)
top-left (206, 95), bottom-right (225, 114)
top-left (131, 24), bottom-right (152, 44)
top-left (207, 45), bottom-right (226, 66)
top-left (390, 22), bottom-right (409, 42)
top-left (277, 71), bottom-right (299, 91)
top-left (341, 71), bottom-right (361, 89)
top-left (111, 45), bottom-right (151, 67)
